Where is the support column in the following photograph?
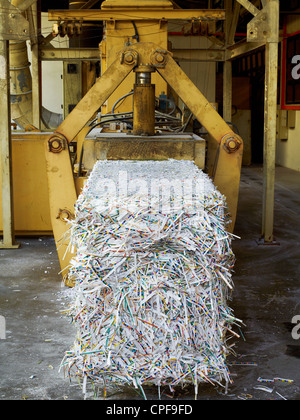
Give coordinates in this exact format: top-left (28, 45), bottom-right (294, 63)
top-left (223, 0), bottom-right (233, 123)
top-left (262, 40), bottom-right (278, 242)
top-left (259, 0), bottom-right (280, 243)
top-left (237, 0), bottom-right (279, 242)
top-left (223, 61), bottom-right (232, 123)
top-left (0, 40), bottom-right (20, 248)
top-left (30, 1), bottom-right (41, 129)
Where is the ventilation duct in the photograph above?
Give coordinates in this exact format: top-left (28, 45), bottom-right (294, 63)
top-left (9, 0), bottom-right (63, 130)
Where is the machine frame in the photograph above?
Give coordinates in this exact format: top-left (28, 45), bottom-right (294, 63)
top-left (45, 41), bottom-right (243, 277)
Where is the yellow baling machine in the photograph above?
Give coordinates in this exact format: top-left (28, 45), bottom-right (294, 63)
top-left (2, 1), bottom-right (243, 283)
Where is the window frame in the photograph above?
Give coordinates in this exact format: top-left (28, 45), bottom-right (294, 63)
top-left (281, 18), bottom-right (300, 110)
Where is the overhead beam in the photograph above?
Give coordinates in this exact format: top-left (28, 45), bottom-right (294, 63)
top-left (236, 0), bottom-right (260, 16)
top-left (40, 47), bottom-right (100, 61)
top-left (228, 2), bottom-right (241, 46)
top-left (80, 0), bottom-right (100, 9)
top-left (48, 9), bottom-right (226, 22)
top-left (228, 39), bottom-right (265, 59)
top-left (40, 47), bottom-right (225, 64)
top-left (17, 0), bottom-right (37, 12)
top-left (173, 48), bottom-right (225, 62)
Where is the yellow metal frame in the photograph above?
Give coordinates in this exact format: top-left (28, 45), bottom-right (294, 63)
top-left (2, 134), bottom-right (52, 236)
top-left (44, 42), bottom-right (243, 277)
top-left (48, 8), bottom-right (226, 22)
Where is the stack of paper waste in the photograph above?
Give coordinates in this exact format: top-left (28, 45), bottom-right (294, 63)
top-left (61, 160), bottom-right (241, 398)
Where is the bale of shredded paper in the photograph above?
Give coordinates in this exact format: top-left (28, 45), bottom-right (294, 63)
top-left (61, 160), bottom-right (241, 398)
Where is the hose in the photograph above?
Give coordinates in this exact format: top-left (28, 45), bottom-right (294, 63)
top-left (111, 91), bottom-right (134, 114)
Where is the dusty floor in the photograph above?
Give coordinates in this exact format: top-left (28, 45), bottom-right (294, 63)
top-left (0, 165), bottom-right (299, 400)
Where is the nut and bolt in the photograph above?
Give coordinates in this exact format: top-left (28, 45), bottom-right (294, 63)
top-left (222, 134), bottom-right (242, 153)
top-left (122, 50), bottom-right (138, 65)
top-left (56, 208), bottom-right (74, 222)
top-left (124, 52), bottom-right (134, 64)
top-left (155, 53), bottom-right (165, 63)
top-left (48, 135), bottom-right (67, 153)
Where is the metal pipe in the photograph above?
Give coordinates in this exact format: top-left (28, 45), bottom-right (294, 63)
top-left (9, 0), bottom-right (63, 129)
top-left (9, 39), bottom-right (33, 128)
top-left (132, 66), bottom-right (156, 136)
top-left (132, 84), bottom-right (155, 136)
top-left (135, 72), bottom-right (152, 85)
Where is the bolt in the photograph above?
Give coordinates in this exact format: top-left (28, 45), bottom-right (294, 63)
top-left (48, 135), bottom-right (66, 153)
top-left (227, 140), bottom-right (237, 150)
top-left (56, 208), bottom-right (74, 222)
top-left (155, 53), bottom-right (165, 63)
top-left (52, 140), bottom-right (60, 149)
top-left (124, 52), bottom-right (134, 64)
top-left (223, 135), bottom-right (242, 153)
top-left (60, 210), bottom-right (72, 220)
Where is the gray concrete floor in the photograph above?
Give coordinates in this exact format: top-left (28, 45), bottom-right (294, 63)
top-left (0, 165), bottom-right (300, 400)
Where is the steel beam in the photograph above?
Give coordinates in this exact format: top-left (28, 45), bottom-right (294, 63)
top-left (48, 9), bottom-right (226, 22)
top-left (236, 0), bottom-right (260, 16)
top-left (228, 39), bottom-right (265, 59)
top-left (223, 0), bottom-right (233, 123)
top-left (30, 1), bottom-right (41, 129)
top-left (79, 0), bottom-right (100, 8)
top-left (172, 48), bottom-right (225, 62)
top-left (261, 3), bottom-right (279, 243)
top-left (40, 47), bottom-right (100, 61)
top-left (17, 0), bottom-right (37, 12)
top-left (0, 40), bottom-right (20, 249)
top-left (0, 0), bottom-right (30, 41)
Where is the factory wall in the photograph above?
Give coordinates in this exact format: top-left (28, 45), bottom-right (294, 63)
top-left (168, 35), bottom-right (216, 104)
top-left (276, 110), bottom-right (300, 172)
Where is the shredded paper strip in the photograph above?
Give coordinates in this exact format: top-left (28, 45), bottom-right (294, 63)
top-left (61, 160), bottom-right (241, 398)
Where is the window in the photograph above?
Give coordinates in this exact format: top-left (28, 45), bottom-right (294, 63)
top-left (281, 29), bottom-right (300, 110)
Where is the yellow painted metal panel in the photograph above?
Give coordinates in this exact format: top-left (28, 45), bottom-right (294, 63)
top-left (48, 9), bottom-right (226, 22)
top-left (0, 136), bottom-right (52, 235)
top-left (45, 143), bottom-right (77, 275)
top-left (101, 0), bottom-right (174, 9)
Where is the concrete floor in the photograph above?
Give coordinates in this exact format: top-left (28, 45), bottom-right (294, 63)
top-left (0, 165), bottom-right (299, 400)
